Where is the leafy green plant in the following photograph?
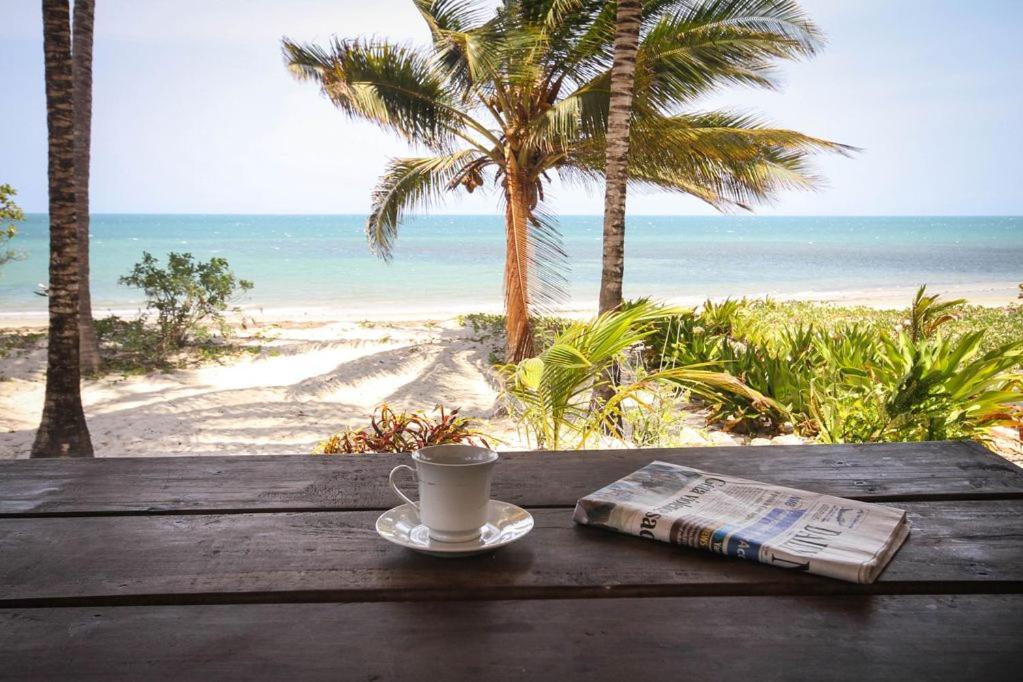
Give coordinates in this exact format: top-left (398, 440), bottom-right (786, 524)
top-left (119, 252), bottom-right (253, 350)
top-left (907, 285), bottom-right (964, 342)
top-left (648, 288), bottom-right (1023, 444)
top-left (314, 404), bottom-right (491, 454)
top-left (619, 378), bottom-right (700, 448)
top-left (711, 296), bottom-right (1022, 363)
top-left (499, 300), bottom-right (773, 449)
top-left (93, 315), bottom-right (169, 373)
top-left (0, 183), bottom-right (25, 270)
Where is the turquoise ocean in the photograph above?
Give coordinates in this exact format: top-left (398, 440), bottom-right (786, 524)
top-left (2, 214), bottom-right (1021, 317)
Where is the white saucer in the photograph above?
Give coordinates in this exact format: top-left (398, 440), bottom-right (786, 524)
top-left (375, 500), bottom-right (534, 557)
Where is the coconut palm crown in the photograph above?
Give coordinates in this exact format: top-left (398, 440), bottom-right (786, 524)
top-left (283, 0), bottom-right (853, 361)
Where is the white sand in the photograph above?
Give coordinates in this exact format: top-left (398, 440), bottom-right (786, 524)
top-left (2, 280), bottom-right (1019, 328)
top-left (0, 319), bottom-right (520, 458)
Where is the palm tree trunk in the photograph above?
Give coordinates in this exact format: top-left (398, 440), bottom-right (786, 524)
top-left (73, 0), bottom-right (101, 374)
top-left (598, 0), bottom-right (642, 316)
top-left (32, 0), bottom-right (93, 458)
top-left (503, 151), bottom-right (534, 362)
top-left (593, 0), bottom-right (642, 422)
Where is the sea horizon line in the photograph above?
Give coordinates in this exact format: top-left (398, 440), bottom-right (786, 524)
top-left (18, 212), bottom-right (1023, 219)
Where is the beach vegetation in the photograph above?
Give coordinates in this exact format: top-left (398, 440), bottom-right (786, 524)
top-left (483, 288), bottom-right (1022, 450)
top-left (0, 329), bottom-right (45, 360)
top-left (460, 311), bottom-right (568, 346)
top-left (0, 184), bottom-right (25, 271)
top-left (315, 404), bottom-right (491, 454)
top-left (713, 297), bottom-right (1023, 362)
top-left (283, 0), bottom-right (850, 362)
top-left (648, 288), bottom-right (1023, 445)
top-left (93, 315), bottom-right (260, 374)
top-left (498, 299), bottom-right (771, 449)
top-left (118, 251), bottom-right (253, 352)
top-left (89, 252), bottom-right (255, 374)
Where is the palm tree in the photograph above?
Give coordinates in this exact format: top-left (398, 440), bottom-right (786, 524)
top-left (598, 0), bottom-right (641, 317)
top-left (73, 0), bottom-right (101, 374)
top-left (284, 0), bottom-right (851, 362)
top-left (593, 0), bottom-right (642, 419)
top-left (32, 0), bottom-right (93, 458)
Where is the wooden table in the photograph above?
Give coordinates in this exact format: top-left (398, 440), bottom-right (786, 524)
top-left (2, 441), bottom-right (1021, 680)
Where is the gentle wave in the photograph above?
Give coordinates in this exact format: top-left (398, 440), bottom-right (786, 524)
top-left (1, 214), bottom-right (1020, 313)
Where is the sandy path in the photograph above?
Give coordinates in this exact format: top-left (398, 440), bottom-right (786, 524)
top-left (0, 319), bottom-right (515, 458)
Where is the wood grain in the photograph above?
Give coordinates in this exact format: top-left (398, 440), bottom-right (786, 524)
top-left (2, 501), bottom-right (1019, 606)
top-left (2, 441), bottom-right (1019, 517)
top-left (2, 595), bottom-right (1020, 681)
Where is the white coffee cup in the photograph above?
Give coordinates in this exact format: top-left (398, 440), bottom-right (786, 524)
top-left (388, 444), bottom-right (499, 543)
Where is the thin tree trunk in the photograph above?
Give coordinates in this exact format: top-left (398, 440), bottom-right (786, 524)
top-left (593, 0), bottom-right (642, 423)
top-left (503, 150), bottom-right (534, 363)
top-left (73, 0), bottom-right (101, 374)
top-left (32, 0), bottom-right (93, 458)
top-left (598, 0), bottom-right (642, 315)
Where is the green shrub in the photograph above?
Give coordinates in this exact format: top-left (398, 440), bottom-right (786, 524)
top-left (499, 300), bottom-right (772, 449)
top-left (119, 252), bottom-right (253, 350)
top-left (648, 288), bottom-right (1023, 444)
top-left (0, 183), bottom-right (25, 271)
top-left (824, 331), bottom-right (1021, 443)
top-left (720, 296), bottom-right (1023, 363)
top-left (93, 315), bottom-right (169, 373)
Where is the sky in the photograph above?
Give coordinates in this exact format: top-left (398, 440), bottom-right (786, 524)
top-left (1, 0), bottom-right (1021, 216)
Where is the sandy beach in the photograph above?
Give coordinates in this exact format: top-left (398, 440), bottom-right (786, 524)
top-left (2, 283), bottom-right (1020, 461)
top-left (0, 317), bottom-right (521, 458)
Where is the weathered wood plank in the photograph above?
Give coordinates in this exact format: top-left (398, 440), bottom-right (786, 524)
top-left (2, 595), bottom-right (1020, 681)
top-left (2, 501), bottom-right (1019, 606)
top-left (1, 441), bottom-right (1019, 517)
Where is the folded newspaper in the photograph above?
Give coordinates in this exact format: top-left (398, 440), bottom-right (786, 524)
top-left (574, 461), bottom-right (909, 583)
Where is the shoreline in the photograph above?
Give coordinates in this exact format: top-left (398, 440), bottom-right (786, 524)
top-left (1, 292), bottom-right (1019, 462)
top-left (0, 280), bottom-right (1018, 328)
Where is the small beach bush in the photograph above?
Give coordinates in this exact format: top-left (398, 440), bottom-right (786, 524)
top-left (119, 252), bottom-right (253, 350)
top-left (314, 404), bottom-right (491, 454)
top-left (93, 315), bottom-right (168, 372)
top-left (0, 183), bottom-right (25, 271)
top-left (89, 253), bottom-right (256, 373)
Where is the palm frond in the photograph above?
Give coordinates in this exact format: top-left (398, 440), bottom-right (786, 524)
top-left (565, 0), bottom-right (823, 110)
top-left (569, 109), bottom-right (854, 210)
top-left (907, 285), bottom-right (966, 342)
top-left (499, 299), bottom-right (764, 447)
top-left (525, 202), bottom-right (570, 315)
top-left (415, 0), bottom-right (509, 100)
top-left (367, 149), bottom-right (485, 258)
top-left (526, 79), bottom-right (608, 152)
top-left (282, 36), bottom-right (461, 149)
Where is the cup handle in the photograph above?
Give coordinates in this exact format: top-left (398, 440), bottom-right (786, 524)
top-left (388, 464), bottom-right (418, 509)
